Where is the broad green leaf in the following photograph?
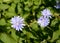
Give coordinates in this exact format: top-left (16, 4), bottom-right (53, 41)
top-left (23, 30), bottom-right (36, 39)
top-left (51, 29), bottom-right (60, 42)
top-left (27, 1), bottom-right (33, 7)
top-left (22, 13), bottom-right (29, 19)
top-left (8, 29), bottom-right (19, 41)
top-left (59, 25), bottom-right (60, 30)
top-left (24, 1), bottom-right (33, 7)
top-left (34, 0), bottom-right (41, 5)
top-left (40, 6), bottom-right (45, 10)
top-left (19, 38), bottom-right (24, 43)
top-left (40, 40), bottom-right (47, 43)
top-left (8, 3), bottom-right (16, 13)
top-left (26, 32), bottom-right (36, 39)
top-left (51, 18), bottom-right (58, 26)
top-left (0, 33), bottom-right (17, 43)
top-left (0, 0), bottom-right (2, 3)
top-left (12, 0), bottom-right (20, 3)
top-left (0, 4), bottom-right (10, 10)
top-left (30, 21), bottom-right (39, 31)
top-left (37, 13), bottom-right (41, 19)
top-left (33, 5), bottom-right (39, 10)
top-left (56, 40), bottom-right (60, 43)
top-left (17, 3), bottom-right (23, 14)
top-left (22, 30), bottom-right (27, 34)
top-left (24, 6), bottom-right (30, 11)
top-left (5, 12), bottom-right (16, 18)
top-left (0, 18), bottom-right (6, 26)
top-left (3, 0), bottom-right (11, 2)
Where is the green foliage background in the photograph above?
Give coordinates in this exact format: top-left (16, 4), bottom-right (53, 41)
top-left (0, 0), bottom-right (60, 43)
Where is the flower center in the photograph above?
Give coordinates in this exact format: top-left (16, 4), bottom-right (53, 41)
top-left (16, 22), bottom-right (19, 26)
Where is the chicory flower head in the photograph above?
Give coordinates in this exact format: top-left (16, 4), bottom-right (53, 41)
top-left (41, 9), bottom-right (52, 18)
top-left (37, 16), bottom-right (50, 27)
top-left (11, 16), bottom-right (25, 31)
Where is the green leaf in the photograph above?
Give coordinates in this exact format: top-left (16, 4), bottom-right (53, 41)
top-left (3, 0), bottom-right (11, 2)
top-left (17, 3), bottom-right (23, 14)
top-left (33, 5), bottom-right (39, 10)
top-left (0, 33), bottom-right (17, 43)
top-left (26, 32), bottom-right (36, 39)
top-left (24, 6), bottom-right (30, 11)
top-left (0, 18), bottom-right (6, 26)
top-left (59, 25), bottom-right (60, 30)
top-left (34, 0), bottom-right (41, 5)
top-left (22, 13), bottom-right (29, 19)
top-left (0, 0), bottom-right (2, 3)
top-left (5, 12), bottom-right (16, 18)
top-left (19, 38), bottom-right (24, 43)
top-left (40, 40), bottom-right (47, 43)
top-left (8, 3), bottom-right (16, 13)
top-left (12, 0), bottom-right (20, 3)
top-left (3, 0), bottom-right (12, 3)
top-left (30, 21), bottom-right (39, 31)
top-left (37, 13), bottom-right (41, 19)
top-left (0, 4), bottom-right (10, 10)
top-left (51, 29), bottom-right (60, 42)
top-left (8, 29), bottom-right (19, 41)
top-left (24, 1), bottom-right (33, 7)
top-left (51, 18), bottom-right (58, 26)
top-left (23, 30), bottom-right (36, 39)
top-left (56, 40), bottom-right (60, 43)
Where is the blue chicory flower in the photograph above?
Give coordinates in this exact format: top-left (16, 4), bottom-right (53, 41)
top-left (41, 9), bottom-right (52, 18)
top-left (37, 16), bottom-right (50, 27)
top-left (11, 16), bottom-right (25, 31)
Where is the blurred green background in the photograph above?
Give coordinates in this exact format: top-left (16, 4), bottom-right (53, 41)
top-left (0, 0), bottom-right (60, 43)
